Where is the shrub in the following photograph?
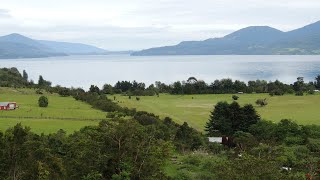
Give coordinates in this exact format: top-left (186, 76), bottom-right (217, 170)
top-left (38, 96), bottom-right (49, 107)
top-left (255, 98), bottom-right (268, 107)
top-left (232, 95), bottom-right (239, 100)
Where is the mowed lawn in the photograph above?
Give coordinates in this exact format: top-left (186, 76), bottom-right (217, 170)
top-left (0, 87), bottom-right (106, 134)
top-left (115, 93), bottom-right (320, 131)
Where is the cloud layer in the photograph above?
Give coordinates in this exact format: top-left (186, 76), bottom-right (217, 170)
top-left (1, 0), bottom-right (320, 50)
top-left (0, 9), bottom-right (11, 18)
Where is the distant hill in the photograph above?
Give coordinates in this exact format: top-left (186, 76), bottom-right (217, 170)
top-left (132, 21), bottom-right (320, 55)
top-left (0, 34), bottom-right (66, 59)
top-left (0, 33), bottom-right (111, 59)
top-left (38, 40), bottom-right (108, 55)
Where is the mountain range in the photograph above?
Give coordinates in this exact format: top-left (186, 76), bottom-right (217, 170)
top-left (132, 21), bottom-right (320, 55)
top-left (0, 33), bottom-right (117, 59)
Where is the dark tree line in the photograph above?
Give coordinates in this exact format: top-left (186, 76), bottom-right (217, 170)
top-left (104, 76), bottom-right (320, 96)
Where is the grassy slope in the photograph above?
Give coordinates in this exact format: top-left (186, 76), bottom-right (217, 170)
top-left (115, 93), bottom-right (320, 131)
top-left (0, 87), bottom-right (105, 134)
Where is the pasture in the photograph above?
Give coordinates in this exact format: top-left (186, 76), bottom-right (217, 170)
top-left (0, 87), bottom-right (105, 133)
top-left (115, 93), bottom-right (320, 131)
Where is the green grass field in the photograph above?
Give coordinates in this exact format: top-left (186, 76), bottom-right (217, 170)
top-left (0, 87), bottom-right (105, 134)
top-left (2, 87), bottom-right (319, 133)
top-left (115, 93), bottom-right (320, 131)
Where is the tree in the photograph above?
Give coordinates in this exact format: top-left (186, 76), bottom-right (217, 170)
top-left (102, 84), bottom-right (114, 94)
top-left (38, 96), bottom-right (49, 107)
top-left (187, 77), bottom-right (198, 84)
top-left (172, 81), bottom-right (183, 94)
top-left (175, 122), bottom-right (204, 151)
top-left (232, 95), bottom-right (239, 100)
top-left (315, 75), bottom-right (320, 89)
top-left (38, 75), bottom-right (51, 88)
top-left (22, 70), bottom-right (28, 81)
top-left (205, 101), bottom-right (260, 136)
top-left (38, 75), bottom-right (45, 87)
top-left (293, 77), bottom-right (305, 93)
top-left (89, 85), bottom-right (100, 94)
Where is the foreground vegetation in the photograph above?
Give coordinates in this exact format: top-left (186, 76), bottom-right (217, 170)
top-left (2, 110), bottom-right (320, 179)
top-left (2, 67), bottom-right (320, 179)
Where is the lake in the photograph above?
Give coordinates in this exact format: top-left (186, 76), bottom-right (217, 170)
top-left (1, 55), bottom-right (320, 89)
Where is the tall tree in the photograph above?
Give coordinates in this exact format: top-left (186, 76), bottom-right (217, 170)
top-left (205, 101), bottom-right (260, 136)
top-left (293, 77), bottom-right (305, 92)
top-left (38, 75), bottom-right (45, 86)
top-left (38, 75), bottom-right (51, 88)
top-left (315, 75), bottom-right (320, 89)
top-left (22, 70), bottom-right (28, 81)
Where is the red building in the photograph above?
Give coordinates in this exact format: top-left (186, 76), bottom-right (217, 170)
top-left (0, 102), bottom-right (18, 110)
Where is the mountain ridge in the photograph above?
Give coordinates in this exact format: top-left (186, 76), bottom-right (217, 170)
top-left (0, 33), bottom-right (112, 59)
top-left (132, 21), bottom-right (320, 55)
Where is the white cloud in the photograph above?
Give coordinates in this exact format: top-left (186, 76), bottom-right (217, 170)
top-left (0, 9), bottom-right (11, 18)
top-left (1, 0), bottom-right (320, 50)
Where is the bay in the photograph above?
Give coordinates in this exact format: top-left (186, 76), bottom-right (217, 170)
top-left (1, 55), bottom-right (320, 89)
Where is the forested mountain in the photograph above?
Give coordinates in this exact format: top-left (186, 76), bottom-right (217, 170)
top-left (132, 21), bottom-right (320, 55)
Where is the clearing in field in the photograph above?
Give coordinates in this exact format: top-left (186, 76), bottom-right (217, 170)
top-left (0, 87), bottom-right (106, 134)
top-left (114, 93), bottom-right (320, 131)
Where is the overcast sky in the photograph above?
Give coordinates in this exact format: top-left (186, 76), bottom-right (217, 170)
top-left (1, 0), bottom-right (320, 50)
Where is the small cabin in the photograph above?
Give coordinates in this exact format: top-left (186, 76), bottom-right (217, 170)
top-left (208, 137), bottom-right (223, 143)
top-left (0, 102), bottom-right (18, 110)
top-left (208, 136), bottom-right (235, 147)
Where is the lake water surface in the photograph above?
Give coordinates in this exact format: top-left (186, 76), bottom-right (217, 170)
top-left (1, 55), bottom-right (320, 89)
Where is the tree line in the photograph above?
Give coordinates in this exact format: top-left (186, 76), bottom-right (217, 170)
top-left (76, 76), bottom-right (320, 96)
top-left (1, 68), bottom-right (320, 96)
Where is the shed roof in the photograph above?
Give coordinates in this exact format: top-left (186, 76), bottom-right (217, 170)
top-left (0, 102), bottom-right (9, 106)
top-left (208, 137), bottom-right (223, 143)
top-left (0, 102), bottom-right (15, 106)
